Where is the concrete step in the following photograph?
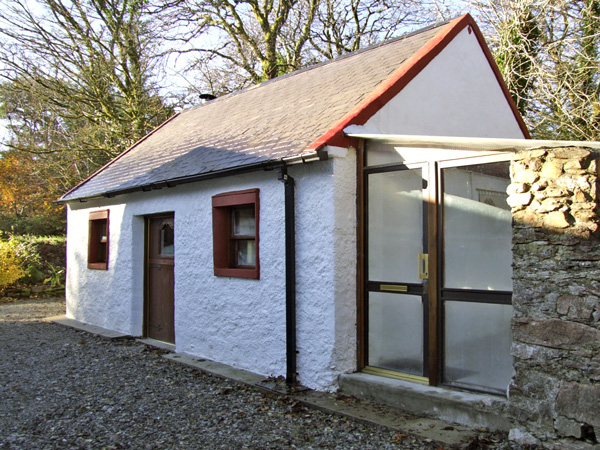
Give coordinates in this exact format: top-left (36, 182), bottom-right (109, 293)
top-left (137, 338), bottom-right (176, 352)
top-left (339, 372), bottom-right (510, 431)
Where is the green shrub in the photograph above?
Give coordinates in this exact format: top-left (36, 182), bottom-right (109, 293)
top-left (0, 210), bottom-right (66, 236)
top-left (0, 233), bottom-right (66, 289)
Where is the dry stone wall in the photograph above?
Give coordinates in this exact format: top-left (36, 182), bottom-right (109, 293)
top-left (507, 147), bottom-right (600, 448)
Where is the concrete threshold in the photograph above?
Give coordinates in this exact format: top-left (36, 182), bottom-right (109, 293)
top-left (137, 338), bottom-right (176, 352)
top-left (46, 315), bottom-right (130, 340)
top-left (339, 372), bottom-right (510, 432)
top-left (164, 353), bottom-right (482, 446)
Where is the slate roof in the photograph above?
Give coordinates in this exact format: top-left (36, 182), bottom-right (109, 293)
top-left (60, 15), bottom-right (491, 202)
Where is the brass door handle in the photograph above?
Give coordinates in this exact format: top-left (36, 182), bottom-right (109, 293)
top-left (418, 253), bottom-right (429, 279)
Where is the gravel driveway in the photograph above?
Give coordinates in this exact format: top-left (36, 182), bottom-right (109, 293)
top-left (0, 298), bottom-right (528, 450)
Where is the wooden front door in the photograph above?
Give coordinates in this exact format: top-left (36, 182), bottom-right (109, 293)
top-left (146, 214), bottom-right (175, 343)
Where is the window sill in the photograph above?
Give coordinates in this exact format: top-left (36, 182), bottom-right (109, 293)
top-left (214, 267), bottom-right (259, 279)
top-left (88, 262), bottom-right (108, 270)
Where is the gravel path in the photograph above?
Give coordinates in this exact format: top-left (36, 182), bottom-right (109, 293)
top-left (0, 298), bottom-right (529, 450)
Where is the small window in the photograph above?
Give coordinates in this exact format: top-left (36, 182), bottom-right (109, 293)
top-left (160, 222), bottom-right (174, 256)
top-left (88, 210), bottom-right (109, 270)
top-left (231, 207), bottom-right (256, 267)
top-left (212, 189), bottom-right (259, 279)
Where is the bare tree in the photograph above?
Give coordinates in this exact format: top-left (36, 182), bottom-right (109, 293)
top-left (473, 0), bottom-right (600, 140)
top-left (163, 0), bottom-right (445, 94)
top-left (309, 0), bottom-right (424, 59)
top-left (163, 0), bottom-right (319, 89)
top-left (0, 0), bottom-right (174, 183)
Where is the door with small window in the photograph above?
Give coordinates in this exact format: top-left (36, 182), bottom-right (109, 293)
top-left (146, 214), bottom-right (175, 343)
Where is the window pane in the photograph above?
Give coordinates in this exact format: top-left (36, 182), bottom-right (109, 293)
top-left (368, 292), bottom-right (423, 375)
top-left (98, 222), bottom-right (107, 242)
top-left (94, 219), bottom-right (108, 263)
top-left (97, 244), bottom-right (107, 262)
top-left (160, 224), bottom-right (174, 256)
top-left (444, 301), bottom-right (513, 394)
top-left (368, 170), bottom-right (423, 283)
top-left (236, 240), bottom-right (256, 267)
top-left (443, 163), bottom-right (512, 290)
top-left (233, 208), bottom-right (255, 236)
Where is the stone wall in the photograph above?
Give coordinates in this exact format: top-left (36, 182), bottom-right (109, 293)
top-left (508, 147), bottom-right (600, 448)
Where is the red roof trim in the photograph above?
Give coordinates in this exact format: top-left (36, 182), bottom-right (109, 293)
top-left (306, 13), bottom-right (529, 151)
top-left (58, 111), bottom-right (182, 201)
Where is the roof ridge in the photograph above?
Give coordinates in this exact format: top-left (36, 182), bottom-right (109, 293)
top-left (61, 13), bottom-right (526, 203)
top-left (304, 14), bottom-right (473, 150)
top-left (254, 17), bottom-right (455, 86)
top-left (188, 17), bottom-right (455, 111)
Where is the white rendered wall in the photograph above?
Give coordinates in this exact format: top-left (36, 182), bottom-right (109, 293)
top-left (66, 151), bottom-right (356, 391)
top-left (291, 147), bottom-right (357, 390)
top-left (364, 27), bottom-right (526, 139)
top-left (66, 202), bottom-right (144, 334)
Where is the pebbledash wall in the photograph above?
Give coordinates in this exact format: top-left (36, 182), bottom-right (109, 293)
top-left (508, 146), bottom-right (600, 448)
top-left (65, 147), bottom-right (357, 391)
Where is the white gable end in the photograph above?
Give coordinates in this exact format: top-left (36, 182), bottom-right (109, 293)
top-left (364, 27), bottom-right (525, 138)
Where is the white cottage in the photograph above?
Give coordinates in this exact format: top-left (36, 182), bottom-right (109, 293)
top-left (60, 14), bottom-right (528, 399)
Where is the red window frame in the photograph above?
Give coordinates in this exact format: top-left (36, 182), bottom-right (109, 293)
top-left (212, 189), bottom-right (259, 279)
top-left (88, 209), bottom-right (109, 270)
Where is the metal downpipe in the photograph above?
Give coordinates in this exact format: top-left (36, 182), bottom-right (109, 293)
top-left (279, 168), bottom-right (297, 385)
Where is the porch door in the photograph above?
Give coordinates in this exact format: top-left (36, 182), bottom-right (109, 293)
top-left (440, 160), bottom-right (513, 394)
top-left (146, 214), bottom-right (175, 343)
top-left (366, 164), bottom-right (430, 381)
top-left (363, 152), bottom-right (514, 394)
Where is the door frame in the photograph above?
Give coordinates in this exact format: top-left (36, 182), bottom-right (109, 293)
top-left (361, 161), bottom-right (433, 383)
top-left (144, 212), bottom-right (176, 342)
top-left (356, 140), bottom-right (513, 389)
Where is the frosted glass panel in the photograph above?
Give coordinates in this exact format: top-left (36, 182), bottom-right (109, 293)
top-left (443, 163), bottom-right (512, 290)
top-left (444, 301), bottom-right (513, 393)
top-left (368, 170), bottom-right (423, 283)
top-left (368, 292), bottom-right (423, 375)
